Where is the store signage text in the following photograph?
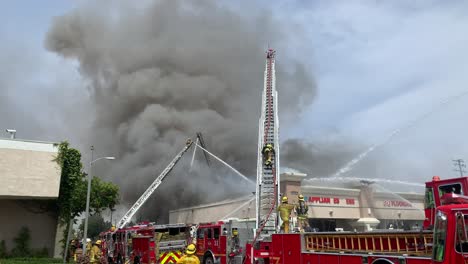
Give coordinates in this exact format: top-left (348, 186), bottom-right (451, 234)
top-left (305, 196), bottom-right (355, 205)
top-left (383, 200), bottom-right (412, 208)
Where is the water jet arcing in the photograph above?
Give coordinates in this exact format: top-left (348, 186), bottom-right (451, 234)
top-left (330, 89), bottom-right (468, 178)
top-left (195, 142), bottom-right (255, 186)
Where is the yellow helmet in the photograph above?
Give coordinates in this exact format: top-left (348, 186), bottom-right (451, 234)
top-left (95, 240), bottom-right (102, 245)
top-left (110, 225), bottom-right (116, 231)
top-left (186, 243), bottom-right (196, 255)
top-left (298, 194), bottom-right (304, 201)
top-left (232, 229), bottom-right (238, 236)
top-left (282, 196), bottom-right (288, 203)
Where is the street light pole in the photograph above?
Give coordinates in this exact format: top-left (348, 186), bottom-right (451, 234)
top-left (82, 146), bottom-right (115, 256)
top-left (82, 146), bottom-right (94, 256)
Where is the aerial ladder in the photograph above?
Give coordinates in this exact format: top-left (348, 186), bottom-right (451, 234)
top-left (255, 48), bottom-right (280, 235)
top-left (115, 132), bottom-right (212, 230)
top-left (116, 139), bottom-right (194, 229)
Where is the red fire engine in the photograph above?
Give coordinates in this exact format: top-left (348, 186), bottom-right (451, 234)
top-left (100, 222), bottom-right (191, 264)
top-left (195, 219), bottom-right (256, 264)
top-left (244, 200), bottom-right (468, 264)
top-left (191, 176), bottom-right (468, 264)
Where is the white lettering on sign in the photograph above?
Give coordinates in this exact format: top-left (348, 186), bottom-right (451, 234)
top-left (383, 200), bottom-right (412, 207)
top-left (304, 196), bottom-right (356, 205)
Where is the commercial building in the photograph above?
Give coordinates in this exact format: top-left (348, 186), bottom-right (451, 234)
top-left (169, 172), bottom-right (424, 231)
top-left (0, 138), bottom-right (63, 257)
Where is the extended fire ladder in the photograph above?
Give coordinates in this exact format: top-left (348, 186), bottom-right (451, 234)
top-left (116, 139), bottom-right (194, 229)
top-left (255, 49), bottom-right (280, 234)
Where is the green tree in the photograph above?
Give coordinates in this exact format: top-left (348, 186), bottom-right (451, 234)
top-left (54, 142), bottom-right (119, 249)
top-left (55, 142), bottom-right (83, 225)
top-left (79, 214), bottom-right (111, 240)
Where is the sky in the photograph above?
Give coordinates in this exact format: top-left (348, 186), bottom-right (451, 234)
top-left (2, 0), bottom-right (468, 189)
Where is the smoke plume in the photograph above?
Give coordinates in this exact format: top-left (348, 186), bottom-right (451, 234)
top-left (45, 0), bottom-right (316, 222)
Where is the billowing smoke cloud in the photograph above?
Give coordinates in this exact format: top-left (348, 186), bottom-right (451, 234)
top-left (281, 139), bottom-right (364, 178)
top-left (45, 0), bottom-right (317, 222)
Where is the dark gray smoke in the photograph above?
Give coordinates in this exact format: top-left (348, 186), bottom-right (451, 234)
top-left (45, 0), bottom-right (316, 222)
top-left (281, 139), bottom-right (363, 177)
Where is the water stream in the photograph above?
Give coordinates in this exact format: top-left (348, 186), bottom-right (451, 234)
top-left (330, 90), bottom-right (468, 178)
top-left (303, 177), bottom-right (424, 187)
top-left (194, 142), bottom-right (255, 185)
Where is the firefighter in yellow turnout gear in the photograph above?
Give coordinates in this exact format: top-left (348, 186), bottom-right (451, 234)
top-left (296, 194), bottom-right (310, 232)
top-left (262, 144), bottom-right (274, 167)
top-left (177, 243), bottom-right (200, 264)
top-left (90, 240), bottom-right (102, 264)
top-left (277, 196), bottom-right (295, 233)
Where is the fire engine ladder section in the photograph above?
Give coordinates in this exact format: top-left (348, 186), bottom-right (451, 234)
top-left (116, 139), bottom-right (194, 230)
top-left (256, 48), bottom-right (280, 235)
top-left (303, 231), bottom-right (433, 257)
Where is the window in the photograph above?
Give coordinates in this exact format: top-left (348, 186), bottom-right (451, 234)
top-left (425, 187), bottom-right (435, 209)
top-left (439, 183), bottom-right (463, 198)
top-left (197, 229), bottom-right (205, 239)
top-left (455, 213), bottom-right (468, 253)
top-left (214, 228), bottom-right (220, 239)
top-left (207, 228), bottom-right (212, 239)
top-left (432, 211), bottom-right (447, 261)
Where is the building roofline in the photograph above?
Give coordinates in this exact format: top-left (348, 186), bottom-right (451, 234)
top-left (170, 195), bottom-right (254, 213)
top-left (0, 137), bottom-right (60, 145)
top-left (0, 138), bottom-right (60, 152)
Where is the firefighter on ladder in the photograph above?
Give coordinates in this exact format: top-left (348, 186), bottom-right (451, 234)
top-left (296, 194), bottom-right (310, 232)
top-left (262, 144), bottom-right (274, 167)
top-left (277, 196), bottom-right (295, 233)
top-left (177, 243), bottom-right (200, 264)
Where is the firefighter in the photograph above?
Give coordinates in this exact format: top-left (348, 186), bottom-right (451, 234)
top-left (262, 144), bottom-right (274, 167)
top-left (231, 228), bottom-right (240, 251)
top-left (296, 194), bottom-right (309, 232)
top-left (277, 196), bottom-right (295, 233)
top-left (86, 238), bottom-right (92, 256)
top-left (68, 239), bottom-right (76, 262)
top-left (90, 240), bottom-right (102, 264)
top-left (177, 243), bottom-right (200, 264)
top-left (74, 244), bottom-right (83, 263)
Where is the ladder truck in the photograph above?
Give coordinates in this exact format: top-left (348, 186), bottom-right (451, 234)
top-left (255, 48), bottom-right (280, 236)
top-left (101, 135), bottom-right (210, 264)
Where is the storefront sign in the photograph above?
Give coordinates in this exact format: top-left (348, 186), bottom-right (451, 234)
top-left (383, 200), bottom-right (413, 208)
top-left (304, 196), bottom-right (356, 206)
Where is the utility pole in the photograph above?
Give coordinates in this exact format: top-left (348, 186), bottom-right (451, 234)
top-left (453, 159), bottom-right (466, 177)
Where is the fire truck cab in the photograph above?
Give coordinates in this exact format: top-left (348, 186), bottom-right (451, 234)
top-left (424, 176), bottom-right (468, 229)
top-left (101, 225), bottom-right (139, 264)
top-left (196, 218), bottom-right (256, 264)
top-left (101, 222), bottom-right (190, 264)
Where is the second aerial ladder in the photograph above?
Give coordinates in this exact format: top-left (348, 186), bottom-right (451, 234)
top-left (256, 49), bottom-right (280, 234)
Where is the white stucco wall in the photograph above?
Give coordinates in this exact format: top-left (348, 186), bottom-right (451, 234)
top-left (0, 139), bottom-right (60, 198)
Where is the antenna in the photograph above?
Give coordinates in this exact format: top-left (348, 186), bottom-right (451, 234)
top-left (453, 159), bottom-right (466, 177)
